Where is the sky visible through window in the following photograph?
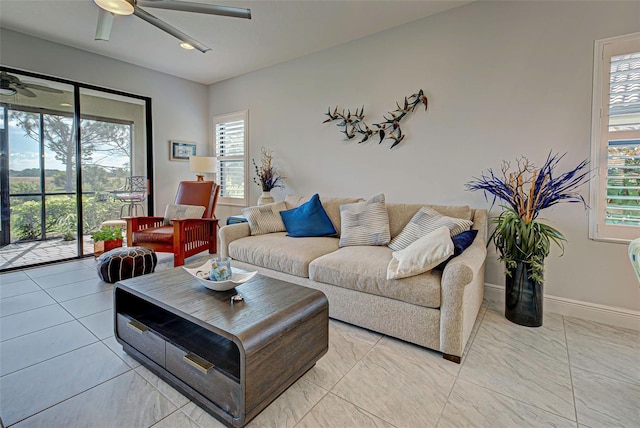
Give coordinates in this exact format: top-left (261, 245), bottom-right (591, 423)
top-left (7, 116), bottom-right (130, 173)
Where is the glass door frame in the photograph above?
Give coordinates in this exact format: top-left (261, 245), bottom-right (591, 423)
top-left (0, 66), bottom-right (154, 269)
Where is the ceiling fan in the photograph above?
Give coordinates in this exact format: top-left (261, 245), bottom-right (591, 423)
top-left (93, 0), bottom-right (252, 53)
top-left (0, 71), bottom-right (64, 98)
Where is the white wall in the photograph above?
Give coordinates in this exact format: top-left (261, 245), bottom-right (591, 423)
top-left (210, 1), bottom-right (640, 313)
top-left (0, 29), bottom-right (210, 214)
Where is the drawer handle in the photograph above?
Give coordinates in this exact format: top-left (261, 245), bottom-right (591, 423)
top-left (183, 352), bottom-right (214, 374)
top-left (127, 320), bottom-right (149, 334)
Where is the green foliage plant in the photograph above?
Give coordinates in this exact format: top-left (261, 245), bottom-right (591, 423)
top-left (56, 213), bottom-right (77, 241)
top-left (11, 200), bottom-right (41, 241)
top-left (90, 225), bottom-right (123, 242)
top-left (467, 152), bottom-right (590, 283)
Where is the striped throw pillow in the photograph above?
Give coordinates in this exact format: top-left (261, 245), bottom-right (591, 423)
top-left (339, 194), bottom-right (390, 247)
top-left (242, 202), bottom-right (287, 236)
top-left (388, 206), bottom-right (473, 251)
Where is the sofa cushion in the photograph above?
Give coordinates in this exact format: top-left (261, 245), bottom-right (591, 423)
top-left (435, 229), bottom-right (479, 270)
top-left (280, 193), bottom-right (337, 237)
top-left (285, 195), bottom-right (363, 235)
top-left (388, 206), bottom-right (473, 251)
top-left (339, 194), bottom-right (391, 247)
top-left (163, 204), bottom-right (205, 226)
top-left (387, 204), bottom-right (472, 239)
top-left (387, 226), bottom-right (454, 280)
top-left (309, 246), bottom-right (441, 308)
top-left (242, 202), bottom-right (287, 236)
top-left (228, 232), bottom-right (339, 277)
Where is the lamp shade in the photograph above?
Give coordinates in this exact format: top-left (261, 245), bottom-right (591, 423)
top-left (189, 156), bottom-right (217, 181)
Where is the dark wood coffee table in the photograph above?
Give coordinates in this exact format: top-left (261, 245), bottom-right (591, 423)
top-left (114, 268), bottom-right (329, 427)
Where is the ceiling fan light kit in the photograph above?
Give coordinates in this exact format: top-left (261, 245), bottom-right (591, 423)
top-left (0, 87), bottom-right (17, 96)
top-left (93, 0), bottom-right (252, 53)
top-left (94, 0), bottom-right (134, 16)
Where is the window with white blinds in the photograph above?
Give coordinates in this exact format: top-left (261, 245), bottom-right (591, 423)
top-left (590, 33), bottom-right (640, 242)
top-left (214, 110), bottom-right (248, 206)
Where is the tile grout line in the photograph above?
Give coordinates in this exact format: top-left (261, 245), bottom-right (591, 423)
top-left (292, 391), bottom-right (401, 428)
top-left (300, 330), bottom-right (388, 426)
top-left (433, 303), bottom-right (488, 428)
top-left (0, 304), bottom-right (70, 343)
top-left (562, 316), bottom-right (580, 427)
top-left (447, 307), bottom-right (580, 425)
top-left (289, 384), bottom-right (331, 428)
top-left (0, 333), bottom-right (101, 378)
top-left (4, 366), bottom-right (136, 428)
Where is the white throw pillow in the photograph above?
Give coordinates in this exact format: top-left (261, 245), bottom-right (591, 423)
top-left (387, 226), bottom-right (454, 280)
top-left (388, 206), bottom-right (473, 251)
top-left (242, 202), bottom-right (287, 236)
top-left (163, 204), bottom-right (206, 225)
top-left (339, 194), bottom-right (390, 247)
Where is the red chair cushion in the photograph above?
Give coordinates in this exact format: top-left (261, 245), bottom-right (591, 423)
top-left (133, 226), bottom-right (174, 244)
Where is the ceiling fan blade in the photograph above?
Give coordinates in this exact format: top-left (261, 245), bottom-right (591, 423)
top-left (22, 83), bottom-right (64, 94)
top-left (136, 0), bottom-right (251, 19)
top-left (15, 86), bottom-right (36, 98)
top-left (133, 5), bottom-right (211, 53)
top-left (0, 71), bottom-right (20, 84)
top-left (95, 8), bottom-right (115, 41)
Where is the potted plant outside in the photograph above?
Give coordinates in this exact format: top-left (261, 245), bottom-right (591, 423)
top-left (252, 147), bottom-right (284, 205)
top-left (467, 152), bottom-right (590, 327)
top-left (91, 225), bottom-right (123, 255)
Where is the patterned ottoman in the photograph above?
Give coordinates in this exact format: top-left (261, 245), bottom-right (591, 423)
top-left (97, 246), bottom-right (157, 283)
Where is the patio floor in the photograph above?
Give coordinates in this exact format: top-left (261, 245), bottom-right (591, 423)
top-left (0, 236), bottom-right (95, 271)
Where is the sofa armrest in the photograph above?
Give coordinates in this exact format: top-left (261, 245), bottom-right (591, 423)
top-left (439, 236), bottom-right (487, 358)
top-left (219, 223), bottom-right (251, 258)
top-left (471, 209), bottom-right (488, 243)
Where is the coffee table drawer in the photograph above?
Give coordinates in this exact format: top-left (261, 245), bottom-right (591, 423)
top-left (166, 341), bottom-right (241, 418)
top-left (116, 313), bottom-right (166, 366)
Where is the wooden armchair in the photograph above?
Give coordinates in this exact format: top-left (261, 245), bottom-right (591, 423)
top-left (126, 181), bottom-right (220, 267)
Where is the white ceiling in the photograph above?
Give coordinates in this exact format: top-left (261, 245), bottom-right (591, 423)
top-left (0, 0), bottom-right (473, 85)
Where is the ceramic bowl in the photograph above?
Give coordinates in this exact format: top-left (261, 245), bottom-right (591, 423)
top-left (183, 260), bottom-right (257, 291)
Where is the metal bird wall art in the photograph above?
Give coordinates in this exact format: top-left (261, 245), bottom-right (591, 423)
top-left (323, 89), bottom-right (428, 149)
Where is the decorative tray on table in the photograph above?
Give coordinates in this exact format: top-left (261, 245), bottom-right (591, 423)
top-left (183, 260), bottom-right (257, 291)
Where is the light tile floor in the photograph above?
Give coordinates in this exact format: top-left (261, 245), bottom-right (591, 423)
top-left (1, 257), bottom-right (639, 428)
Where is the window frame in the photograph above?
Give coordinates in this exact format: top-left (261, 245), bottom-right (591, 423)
top-left (213, 110), bottom-right (249, 207)
top-left (589, 32), bottom-right (640, 243)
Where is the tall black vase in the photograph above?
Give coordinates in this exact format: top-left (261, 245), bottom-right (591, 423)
top-left (505, 261), bottom-right (543, 327)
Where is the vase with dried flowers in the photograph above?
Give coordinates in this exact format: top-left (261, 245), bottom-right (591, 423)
top-left (252, 147), bottom-right (285, 205)
top-left (467, 152), bottom-right (590, 326)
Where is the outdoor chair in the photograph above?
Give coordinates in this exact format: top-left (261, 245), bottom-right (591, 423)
top-left (113, 176), bottom-right (148, 217)
top-left (125, 181), bottom-right (220, 267)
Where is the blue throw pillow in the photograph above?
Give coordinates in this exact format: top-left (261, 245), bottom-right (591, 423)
top-left (435, 229), bottom-right (478, 270)
top-left (280, 194), bottom-right (337, 237)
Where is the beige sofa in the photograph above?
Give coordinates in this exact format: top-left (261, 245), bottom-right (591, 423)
top-left (219, 196), bottom-right (488, 363)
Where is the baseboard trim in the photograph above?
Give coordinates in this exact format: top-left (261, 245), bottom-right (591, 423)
top-left (484, 283), bottom-right (640, 331)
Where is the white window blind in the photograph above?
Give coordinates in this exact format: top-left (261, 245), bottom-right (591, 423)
top-left (590, 33), bottom-right (640, 242)
top-left (214, 110), bottom-right (248, 206)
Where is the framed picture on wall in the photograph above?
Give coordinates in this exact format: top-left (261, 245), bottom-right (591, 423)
top-left (169, 141), bottom-right (197, 161)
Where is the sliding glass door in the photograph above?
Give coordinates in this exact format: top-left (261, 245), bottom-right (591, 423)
top-left (0, 67), bottom-right (152, 271)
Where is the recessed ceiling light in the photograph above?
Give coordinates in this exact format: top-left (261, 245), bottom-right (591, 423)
top-left (60, 103), bottom-right (72, 107)
top-left (180, 42), bottom-right (195, 50)
top-left (94, 0), bottom-right (134, 16)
